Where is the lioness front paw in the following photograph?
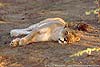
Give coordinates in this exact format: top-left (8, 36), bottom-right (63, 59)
top-left (10, 38), bottom-right (20, 47)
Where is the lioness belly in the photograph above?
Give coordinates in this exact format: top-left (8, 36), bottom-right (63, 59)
top-left (50, 27), bottom-right (64, 41)
top-left (33, 33), bottom-right (51, 42)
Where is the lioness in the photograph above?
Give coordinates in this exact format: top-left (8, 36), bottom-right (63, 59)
top-left (10, 18), bottom-right (80, 47)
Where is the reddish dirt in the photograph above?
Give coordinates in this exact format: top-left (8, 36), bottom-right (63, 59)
top-left (0, 0), bottom-right (100, 67)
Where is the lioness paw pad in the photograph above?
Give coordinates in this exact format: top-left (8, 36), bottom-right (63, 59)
top-left (10, 38), bottom-right (20, 47)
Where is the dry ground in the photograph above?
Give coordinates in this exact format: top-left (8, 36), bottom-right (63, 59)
top-left (0, 0), bottom-right (100, 67)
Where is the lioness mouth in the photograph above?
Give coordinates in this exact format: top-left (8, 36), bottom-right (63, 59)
top-left (58, 38), bottom-right (67, 44)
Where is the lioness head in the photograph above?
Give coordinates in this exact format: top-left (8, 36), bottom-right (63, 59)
top-left (58, 26), bottom-right (81, 45)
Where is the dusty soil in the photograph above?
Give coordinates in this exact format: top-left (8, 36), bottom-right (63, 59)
top-left (0, 0), bottom-right (100, 67)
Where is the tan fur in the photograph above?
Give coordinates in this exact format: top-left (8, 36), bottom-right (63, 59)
top-left (10, 18), bottom-right (81, 47)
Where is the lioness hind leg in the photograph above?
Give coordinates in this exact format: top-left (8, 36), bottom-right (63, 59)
top-left (18, 27), bottom-right (50, 46)
top-left (10, 29), bottom-right (31, 37)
